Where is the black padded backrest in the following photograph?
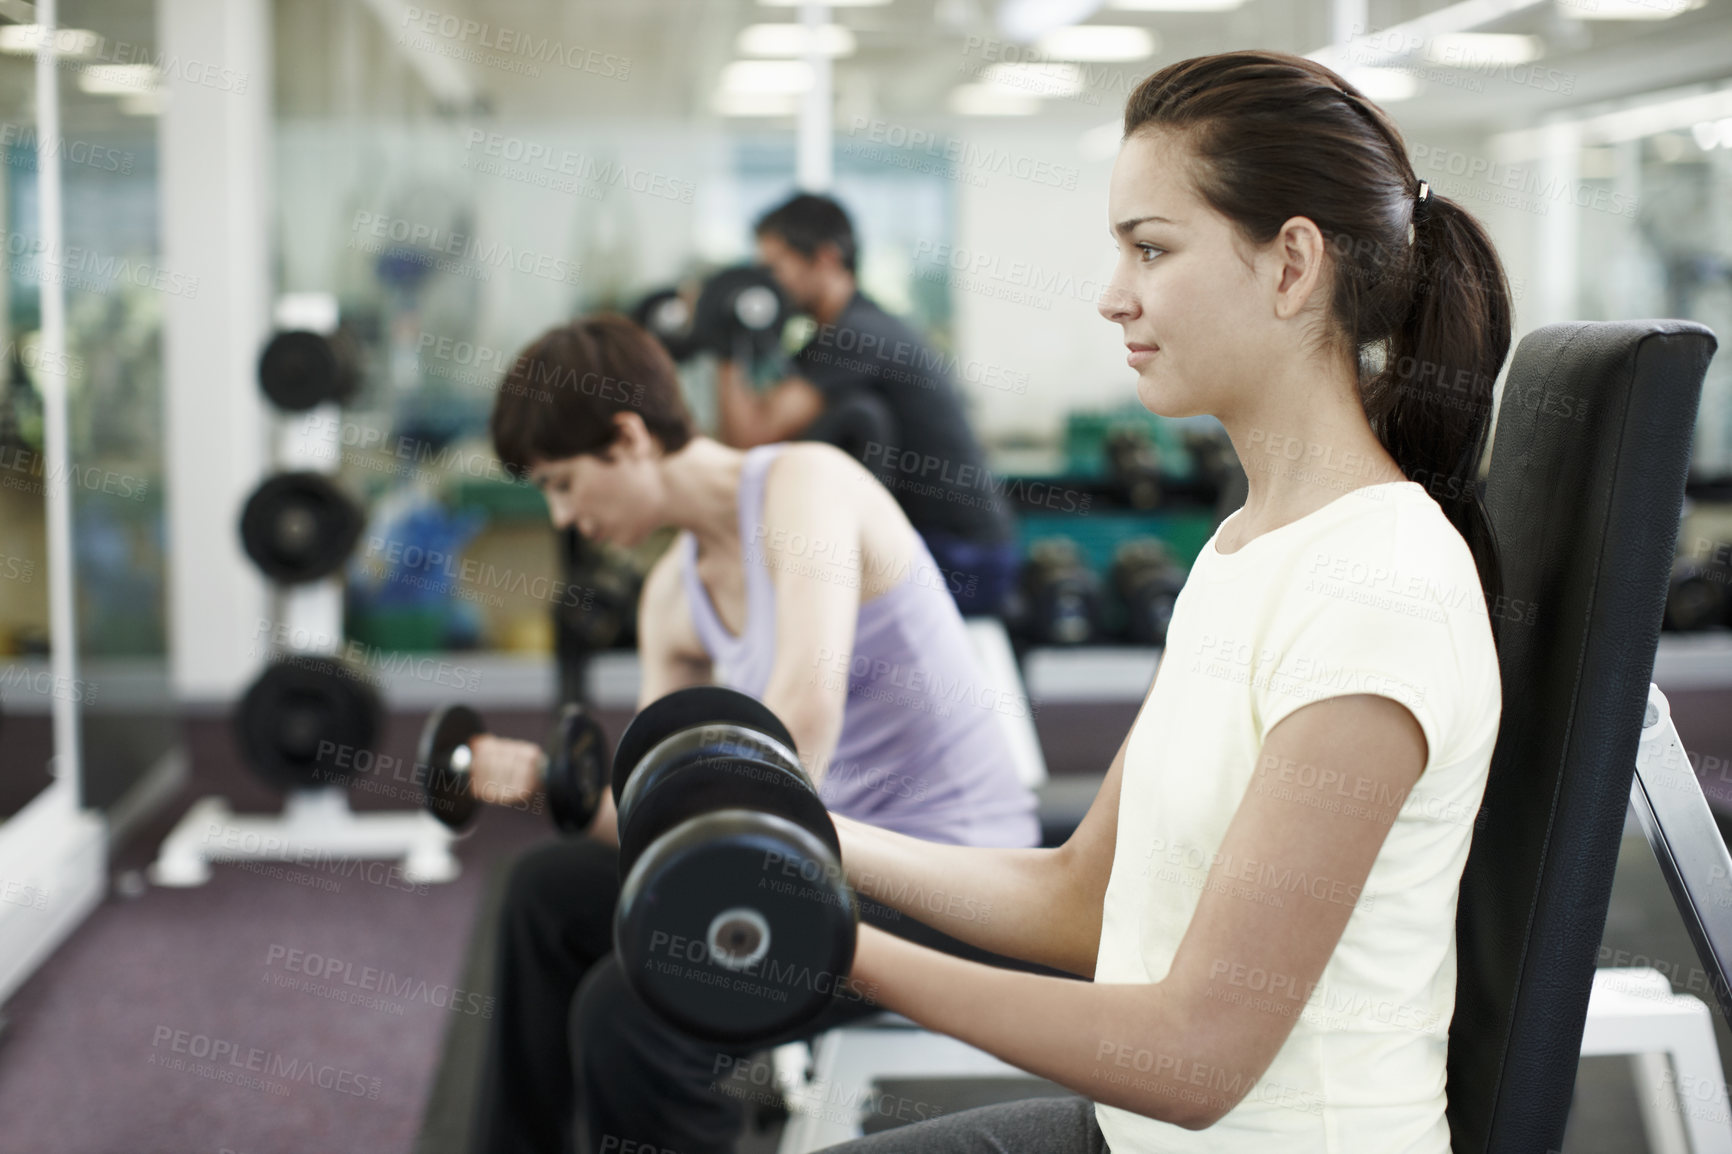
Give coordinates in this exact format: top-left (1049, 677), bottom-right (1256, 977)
top-left (1448, 320), bottom-right (1718, 1154)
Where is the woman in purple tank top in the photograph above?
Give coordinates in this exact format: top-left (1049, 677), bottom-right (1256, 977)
top-left (480, 314), bottom-right (1038, 850)
top-left (465, 312), bottom-right (1045, 1154)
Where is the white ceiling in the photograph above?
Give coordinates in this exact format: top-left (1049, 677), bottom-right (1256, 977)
top-left (273, 0), bottom-right (1732, 138)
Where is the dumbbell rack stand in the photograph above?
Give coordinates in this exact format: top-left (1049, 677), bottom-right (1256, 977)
top-left (148, 787), bottom-right (461, 887)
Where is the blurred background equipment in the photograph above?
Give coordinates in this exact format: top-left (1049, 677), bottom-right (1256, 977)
top-left (1666, 548), bottom-right (1732, 632)
top-left (234, 655), bottom-right (382, 793)
top-left (256, 328), bottom-right (362, 412)
top-left (1104, 425), bottom-right (1161, 510)
top-left (690, 264), bottom-right (790, 369)
top-left (1007, 538), bottom-right (1101, 647)
top-left (631, 284), bottom-right (700, 363)
top-left (801, 389), bottom-right (899, 469)
top-left (238, 471), bottom-right (366, 585)
top-left (554, 526), bottom-right (644, 708)
top-left (1111, 539), bottom-right (1188, 647)
top-left (149, 299), bottom-right (458, 888)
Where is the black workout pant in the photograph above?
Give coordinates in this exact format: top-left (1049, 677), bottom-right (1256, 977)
top-left (470, 837), bottom-right (1080, 1154)
top-left (820, 1097), bottom-right (1109, 1152)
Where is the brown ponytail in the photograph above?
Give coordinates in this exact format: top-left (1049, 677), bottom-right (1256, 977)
top-left (1124, 51), bottom-right (1510, 614)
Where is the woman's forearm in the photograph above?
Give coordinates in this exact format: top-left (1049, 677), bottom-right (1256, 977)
top-left (715, 361), bottom-right (766, 447)
top-left (584, 790), bottom-right (620, 847)
top-left (835, 814), bottom-right (1101, 976)
top-left (850, 926), bottom-right (1222, 1130)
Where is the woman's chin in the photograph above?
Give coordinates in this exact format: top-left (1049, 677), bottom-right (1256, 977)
top-left (1134, 373), bottom-right (1189, 418)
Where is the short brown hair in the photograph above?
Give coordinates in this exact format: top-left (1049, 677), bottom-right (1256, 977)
top-left (490, 313), bottom-right (695, 474)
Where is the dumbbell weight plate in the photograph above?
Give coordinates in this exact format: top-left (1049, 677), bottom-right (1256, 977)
top-left (1666, 558), bottom-right (1729, 632)
top-left (239, 472), bottom-right (365, 585)
top-left (259, 330), bottom-right (355, 412)
top-left (612, 686), bottom-right (798, 803)
top-left (617, 722), bottom-right (805, 830)
top-left (691, 265), bottom-right (787, 364)
top-left (557, 557), bottom-right (640, 652)
top-left (631, 287), bottom-right (699, 362)
top-left (616, 740), bottom-right (835, 881)
top-left (1121, 573), bottom-right (1182, 645)
top-left (1113, 544), bottom-right (1187, 646)
top-left (417, 704), bottom-right (487, 832)
top-left (1022, 562), bottom-right (1099, 646)
top-left (616, 807), bottom-right (859, 1045)
top-left (543, 704), bottom-right (610, 834)
top-left (236, 657), bottom-right (382, 792)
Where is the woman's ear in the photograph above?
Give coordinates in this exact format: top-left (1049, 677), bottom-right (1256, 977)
top-left (1271, 215), bottom-right (1329, 321)
top-left (612, 410), bottom-right (650, 457)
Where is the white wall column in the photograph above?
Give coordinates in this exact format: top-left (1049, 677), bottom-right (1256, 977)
top-left (159, 0), bottom-right (273, 703)
top-left (797, 0), bottom-right (833, 192)
top-left (1533, 116), bottom-right (1582, 329)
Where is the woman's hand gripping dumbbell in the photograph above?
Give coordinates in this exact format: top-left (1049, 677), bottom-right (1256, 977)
top-left (417, 703), bottom-right (610, 835)
top-left (610, 687), bottom-right (865, 1047)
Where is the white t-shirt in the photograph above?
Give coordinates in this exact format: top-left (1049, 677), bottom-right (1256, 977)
top-left (1092, 480), bottom-right (1501, 1154)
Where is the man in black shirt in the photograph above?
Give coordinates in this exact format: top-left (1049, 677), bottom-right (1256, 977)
top-left (715, 192), bottom-right (1019, 615)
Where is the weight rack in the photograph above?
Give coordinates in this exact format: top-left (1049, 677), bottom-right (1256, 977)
top-left (150, 294), bottom-right (459, 887)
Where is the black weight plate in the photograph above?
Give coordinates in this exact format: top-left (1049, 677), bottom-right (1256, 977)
top-left (417, 703), bottom-right (486, 832)
top-left (631, 287), bottom-right (699, 362)
top-left (240, 472), bottom-right (365, 584)
top-left (613, 686), bottom-right (798, 802)
top-left (544, 704), bottom-right (609, 834)
top-left (616, 809), bottom-right (858, 1046)
top-left (617, 722), bottom-right (806, 838)
top-left (557, 561), bottom-right (640, 651)
top-left (236, 657), bottom-right (382, 792)
top-left (692, 265), bottom-right (787, 363)
top-left (617, 752), bottom-right (835, 882)
top-left (259, 330), bottom-right (350, 412)
top-left (1667, 558), bottom-right (1729, 632)
top-left (1114, 552), bottom-right (1186, 646)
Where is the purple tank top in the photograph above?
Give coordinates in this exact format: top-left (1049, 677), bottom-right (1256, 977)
top-left (678, 445), bottom-right (1039, 848)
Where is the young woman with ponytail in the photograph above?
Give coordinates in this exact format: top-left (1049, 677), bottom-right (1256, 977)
top-left (803, 51), bottom-right (1511, 1153)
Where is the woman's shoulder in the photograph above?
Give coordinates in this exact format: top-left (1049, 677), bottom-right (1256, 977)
top-left (1303, 482), bottom-right (1483, 587)
top-left (1260, 481), bottom-right (1495, 670)
top-left (760, 440), bottom-right (880, 503)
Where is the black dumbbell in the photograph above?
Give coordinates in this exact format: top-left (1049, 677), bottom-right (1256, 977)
top-left (1104, 426), bottom-right (1161, 510)
top-left (690, 265), bottom-right (788, 367)
top-left (1112, 539), bottom-right (1188, 646)
top-left (1012, 539), bottom-right (1100, 646)
top-left (258, 329), bottom-right (360, 412)
top-left (1182, 427), bottom-right (1248, 529)
top-left (239, 471), bottom-right (365, 585)
top-left (417, 703), bottom-right (609, 835)
top-left (1666, 553), bottom-right (1731, 632)
top-left (803, 391), bottom-right (899, 472)
top-left (631, 286), bottom-right (700, 362)
top-left (236, 656), bottom-right (382, 792)
top-left (611, 687), bottom-right (858, 1046)
top-left (557, 527), bottom-right (643, 652)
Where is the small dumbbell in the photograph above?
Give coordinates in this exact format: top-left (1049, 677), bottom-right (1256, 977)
top-left (417, 703), bottom-right (609, 835)
top-left (1112, 539), bottom-right (1188, 646)
top-left (611, 687), bottom-right (859, 1046)
top-left (1666, 552), bottom-right (1732, 632)
top-left (1015, 539), bottom-right (1100, 646)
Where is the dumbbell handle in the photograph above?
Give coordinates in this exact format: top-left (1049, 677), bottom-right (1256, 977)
top-left (449, 737), bottom-right (548, 784)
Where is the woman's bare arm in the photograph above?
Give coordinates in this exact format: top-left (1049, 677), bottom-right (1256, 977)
top-left (845, 692), bottom-right (1427, 1129)
top-left (582, 549), bottom-right (711, 847)
top-left (833, 726), bottom-right (1130, 976)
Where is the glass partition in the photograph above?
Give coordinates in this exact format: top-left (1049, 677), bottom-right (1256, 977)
top-left (0, 23), bottom-right (54, 821)
top-left (57, 0), bottom-right (175, 823)
top-left (272, 15), bottom-right (965, 667)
